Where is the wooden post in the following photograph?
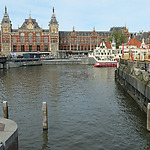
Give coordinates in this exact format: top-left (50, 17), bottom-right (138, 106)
top-left (147, 103), bottom-right (150, 131)
top-left (3, 101), bottom-right (8, 119)
top-left (42, 102), bottom-right (48, 130)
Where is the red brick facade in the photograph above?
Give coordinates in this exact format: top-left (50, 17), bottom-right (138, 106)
top-left (0, 7), bottom-right (130, 56)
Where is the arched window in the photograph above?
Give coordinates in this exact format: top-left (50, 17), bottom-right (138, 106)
top-left (36, 33), bottom-right (40, 43)
top-left (28, 33), bottom-right (33, 43)
top-left (20, 33), bottom-right (25, 43)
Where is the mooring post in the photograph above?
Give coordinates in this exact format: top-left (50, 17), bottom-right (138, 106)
top-left (42, 102), bottom-right (48, 130)
top-left (147, 103), bottom-right (150, 131)
top-left (3, 101), bottom-right (8, 119)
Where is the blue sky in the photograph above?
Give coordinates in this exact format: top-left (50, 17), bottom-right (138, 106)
top-left (0, 0), bottom-right (150, 33)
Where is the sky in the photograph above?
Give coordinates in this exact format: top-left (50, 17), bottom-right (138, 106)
top-left (0, 0), bottom-right (150, 33)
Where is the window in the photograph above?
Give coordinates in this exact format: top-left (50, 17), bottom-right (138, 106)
top-left (44, 45), bottom-right (48, 51)
top-left (21, 45), bottom-right (25, 52)
top-left (78, 38), bottom-right (80, 44)
top-left (60, 39), bottom-right (63, 44)
top-left (13, 37), bottom-right (17, 43)
top-left (29, 45), bottom-right (32, 51)
top-left (74, 39), bottom-right (77, 44)
top-left (28, 33), bottom-right (33, 43)
top-left (74, 45), bottom-right (77, 50)
top-left (44, 37), bottom-right (48, 43)
top-left (13, 45), bottom-right (17, 52)
top-left (37, 45), bottom-right (40, 51)
top-left (52, 38), bottom-right (56, 43)
top-left (4, 37), bottom-right (8, 43)
top-left (36, 33), bottom-right (40, 43)
top-left (71, 45), bottom-right (73, 50)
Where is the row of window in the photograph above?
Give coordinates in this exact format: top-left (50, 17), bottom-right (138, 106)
top-left (60, 45), bottom-right (97, 51)
top-left (13, 45), bottom-right (48, 52)
top-left (70, 32), bottom-right (111, 37)
top-left (60, 38), bottom-right (107, 44)
top-left (13, 37), bottom-right (49, 43)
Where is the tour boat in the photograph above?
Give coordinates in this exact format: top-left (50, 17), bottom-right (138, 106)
top-left (94, 61), bottom-right (117, 67)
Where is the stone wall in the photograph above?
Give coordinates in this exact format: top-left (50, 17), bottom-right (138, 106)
top-left (0, 118), bottom-right (18, 150)
top-left (116, 59), bottom-right (150, 113)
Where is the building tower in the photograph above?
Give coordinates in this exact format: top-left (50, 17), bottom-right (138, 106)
top-left (111, 37), bottom-right (116, 50)
top-left (49, 7), bottom-right (59, 55)
top-left (1, 6), bottom-right (12, 56)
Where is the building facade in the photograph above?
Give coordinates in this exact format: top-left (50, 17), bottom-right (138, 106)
top-left (0, 7), bottom-right (130, 57)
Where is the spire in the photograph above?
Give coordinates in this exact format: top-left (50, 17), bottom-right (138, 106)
top-left (1, 6), bottom-right (11, 24)
top-left (29, 11), bottom-right (31, 19)
top-left (93, 27), bottom-right (95, 32)
top-left (73, 26), bottom-right (75, 31)
top-left (142, 38), bottom-right (145, 44)
top-left (112, 37), bottom-right (115, 43)
top-left (5, 6), bottom-right (7, 14)
top-left (49, 7), bottom-right (58, 25)
top-left (53, 7), bottom-right (54, 14)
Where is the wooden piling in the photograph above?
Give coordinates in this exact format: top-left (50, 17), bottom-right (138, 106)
top-left (147, 103), bottom-right (150, 131)
top-left (42, 102), bottom-right (48, 130)
top-left (3, 101), bottom-right (8, 119)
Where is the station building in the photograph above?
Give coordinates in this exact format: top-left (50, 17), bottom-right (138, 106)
top-left (0, 7), bottom-right (130, 57)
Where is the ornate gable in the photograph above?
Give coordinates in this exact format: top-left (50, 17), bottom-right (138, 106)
top-left (91, 28), bottom-right (98, 37)
top-left (19, 15), bottom-right (41, 30)
top-left (70, 27), bottom-right (77, 37)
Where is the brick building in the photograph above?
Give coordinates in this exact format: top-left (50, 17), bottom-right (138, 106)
top-left (0, 7), bottom-right (130, 57)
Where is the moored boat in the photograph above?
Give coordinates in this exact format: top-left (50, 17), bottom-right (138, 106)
top-left (94, 60), bottom-right (117, 67)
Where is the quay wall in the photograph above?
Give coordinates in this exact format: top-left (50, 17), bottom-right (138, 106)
top-left (0, 57), bottom-right (96, 68)
top-left (115, 59), bottom-right (150, 113)
top-left (41, 57), bottom-right (96, 65)
top-left (0, 118), bottom-right (18, 150)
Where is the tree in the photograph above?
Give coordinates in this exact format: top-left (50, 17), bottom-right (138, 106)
top-left (108, 31), bottom-right (127, 48)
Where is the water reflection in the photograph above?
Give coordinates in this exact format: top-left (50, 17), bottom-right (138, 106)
top-left (42, 130), bottom-right (49, 150)
top-left (0, 65), bottom-right (150, 149)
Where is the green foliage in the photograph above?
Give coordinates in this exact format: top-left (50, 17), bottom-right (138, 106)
top-left (109, 31), bottom-right (127, 48)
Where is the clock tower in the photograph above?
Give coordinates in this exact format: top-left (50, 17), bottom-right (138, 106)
top-left (1, 6), bottom-right (12, 56)
top-left (49, 7), bottom-right (59, 55)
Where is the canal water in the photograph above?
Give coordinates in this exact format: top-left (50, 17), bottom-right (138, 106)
top-left (0, 65), bottom-right (150, 150)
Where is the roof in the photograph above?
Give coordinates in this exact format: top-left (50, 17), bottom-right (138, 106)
top-left (110, 27), bottom-right (124, 32)
top-left (59, 31), bottom-right (112, 37)
top-left (126, 38), bottom-right (142, 48)
top-left (49, 8), bottom-right (58, 25)
top-left (19, 18), bottom-right (41, 30)
top-left (1, 7), bottom-right (11, 24)
top-left (105, 42), bottom-right (112, 49)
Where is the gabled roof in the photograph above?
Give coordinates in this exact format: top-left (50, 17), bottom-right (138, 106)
top-left (19, 18), bottom-right (41, 30)
top-left (99, 41), bottom-right (112, 49)
top-left (105, 42), bottom-right (112, 49)
top-left (126, 38), bottom-right (142, 48)
top-left (1, 7), bottom-right (11, 24)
